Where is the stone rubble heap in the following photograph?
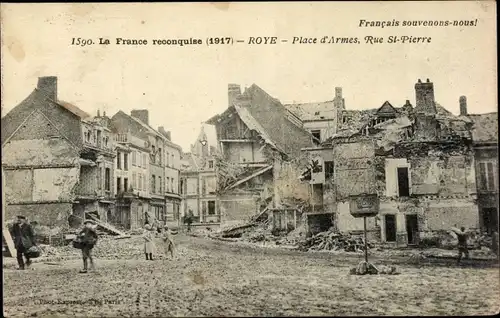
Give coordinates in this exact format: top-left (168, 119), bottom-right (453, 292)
top-left (298, 230), bottom-right (374, 252)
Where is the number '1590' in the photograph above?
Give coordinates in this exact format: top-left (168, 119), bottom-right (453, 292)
top-left (71, 38), bottom-right (94, 46)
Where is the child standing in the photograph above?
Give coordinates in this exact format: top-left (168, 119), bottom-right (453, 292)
top-left (161, 226), bottom-right (176, 259)
top-left (143, 224), bottom-right (156, 260)
top-left (78, 220), bottom-right (98, 273)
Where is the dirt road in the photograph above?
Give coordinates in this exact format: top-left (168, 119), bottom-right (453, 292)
top-left (3, 235), bottom-right (499, 317)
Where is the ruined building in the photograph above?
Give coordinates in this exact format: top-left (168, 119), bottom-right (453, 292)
top-left (302, 79), bottom-right (484, 246)
top-left (465, 103), bottom-right (498, 234)
top-left (110, 110), bottom-right (182, 229)
top-left (206, 84), bottom-right (315, 227)
top-left (1, 76), bottom-right (116, 229)
top-left (179, 124), bottom-right (218, 228)
top-left (284, 87), bottom-right (345, 144)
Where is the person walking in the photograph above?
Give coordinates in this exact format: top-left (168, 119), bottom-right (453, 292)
top-left (143, 224), bottom-right (156, 260)
top-left (78, 220), bottom-right (98, 273)
top-left (161, 226), bottom-right (176, 259)
top-left (11, 215), bottom-right (36, 270)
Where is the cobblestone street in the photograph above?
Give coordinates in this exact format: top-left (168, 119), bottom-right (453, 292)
top-left (3, 235), bottom-right (499, 317)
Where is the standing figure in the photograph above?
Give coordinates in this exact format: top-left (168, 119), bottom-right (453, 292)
top-left (161, 226), bottom-right (176, 259)
top-left (11, 215), bottom-right (36, 270)
top-left (78, 220), bottom-right (98, 273)
top-left (143, 224), bottom-right (156, 260)
top-left (453, 226), bottom-right (470, 264)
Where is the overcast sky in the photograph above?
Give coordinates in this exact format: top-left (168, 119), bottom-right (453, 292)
top-left (1, 2), bottom-right (496, 151)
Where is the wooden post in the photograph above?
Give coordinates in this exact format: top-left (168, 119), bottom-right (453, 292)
top-left (363, 216), bottom-right (368, 263)
top-left (294, 209), bottom-right (297, 229)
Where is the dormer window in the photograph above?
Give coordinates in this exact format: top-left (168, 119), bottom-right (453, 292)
top-left (208, 160), bottom-right (214, 169)
top-left (314, 111), bottom-right (320, 116)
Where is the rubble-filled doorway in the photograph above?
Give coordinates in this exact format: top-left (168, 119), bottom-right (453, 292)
top-left (405, 214), bottom-right (419, 245)
top-left (385, 214), bottom-right (397, 242)
top-left (482, 207), bottom-right (498, 235)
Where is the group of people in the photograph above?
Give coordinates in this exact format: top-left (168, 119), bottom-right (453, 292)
top-left (143, 222), bottom-right (176, 261)
top-left (9, 215), bottom-right (497, 271)
top-left (10, 215), bottom-right (177, 273)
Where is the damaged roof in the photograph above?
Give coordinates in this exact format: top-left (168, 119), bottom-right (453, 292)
top-left (57, 100), bottom-right (90, 119)
top-left (284, 100), bottom-right (336, 121)
top-left (207, 84), bottom-right (314, 157)
top-left (467, 112), bottom-right (498, 143)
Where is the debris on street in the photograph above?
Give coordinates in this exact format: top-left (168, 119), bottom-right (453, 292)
top-left (298, 230), bottom-right (374, 252)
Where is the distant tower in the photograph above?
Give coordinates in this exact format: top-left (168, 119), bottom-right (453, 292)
top-left (459, 96), bottom-right (468, 116)
top-left (414, 78), bottom-right (436, 114)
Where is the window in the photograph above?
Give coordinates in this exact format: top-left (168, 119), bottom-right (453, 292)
top-left (324, 161), bottom-right (334, 180)
top-left (202, 178), bottom-right (206, 195)
top-left (479, 162), bottom-right (497, 191)
top-left (151, 145), bottom-right (156, 164)
top-left (138, 151), bottom-right (141, 167)
top-left (311, 130), bottom-right (321, 141)
top-left (166, 177), bottom-right (170, 192)
top-left (142, 154), bottom-right (147, 168)
top-left (151, 175), bottom-right (156, 193)
top-left (180, 179), bottom-right (184, 195)
top-left (171, 178), bottom-right (174, 194)
top-left (314, 111), bottom-right (320, 116)
top-left (158, 148), bottom-right (162, 165)
top-left (105, 168), bottom-right (111, 191)
top-left (166, 151), bottom-right (170, 167)
top-left (143, 174), bottom-right (147, 192)
top-left (117, 151), bottom-right (122, 170)
top-left (158, 177), bottom-right (162, 194)
top-left (124, 153), bottom-right (128, 171)
top-left (97, 167), bottom-right (102, 190)
top-left (139, 174), bottom-right (143, 191)
top-left (117, 177), bottom-right (122, 193)
top-left (132, 151), bottom-right (136, 166)
top-left (208, 160), bottom-right (214, 169)
top-left (208, 201), bottom-right (216, 215)
top-left (132, 172), bottom-right (137, 189)
top-left (97, 130), bottom-right (102, 147)
top-left (397, 167), bottom-right (410, 197)
top-left (171, 154), bottom-right (175, 168)
top-left (124, 178), bottom-right (129, 192)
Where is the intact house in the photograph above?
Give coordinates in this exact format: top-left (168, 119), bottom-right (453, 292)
top-left (464, 104), bottom-right (498, 234)
top-left (300, 79), bottom-right (482, 246)
top-left (284, 87), bottom-right (345, 143)
top-left (110, 110), bottom-right (182, 229)
top-left (206, 84), bottom-right (315, 228)
top-left (1, 76), bottom-right (116, 230)
top-left (179, 125), bottom-right (219, 228)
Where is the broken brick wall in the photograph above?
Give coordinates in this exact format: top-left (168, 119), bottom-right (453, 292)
top-left (5, 203), bottom-right (73, 229)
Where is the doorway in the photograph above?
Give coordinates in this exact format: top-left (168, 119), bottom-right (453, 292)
top-left (385, 214), bottom-right (397, 242)
top-left (482, 208), bottom-right (499, 235)
top-left (405, 214), bottom-right (419, 245)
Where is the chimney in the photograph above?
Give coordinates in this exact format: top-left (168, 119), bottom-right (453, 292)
top-left (333, 86), bottom-right (345, 110)
top-left (37, 76), bottom-right (58, 100)
top-left (414, 78), bottom-right (436, 114)
top-left (97, 110), bottom-right (100, 117)
top-left (131, 109), bottom-right (149, 125)
top-left (158, 126), bottom-right (171, 140)
top-left (335, 87), bottom-right (342, 98)
top-left (459, 96), bottom-right (468, 116)
top-left (228, 84), bottom-right (241, 107)
top-left (103, 111), bottom-right (106, 117)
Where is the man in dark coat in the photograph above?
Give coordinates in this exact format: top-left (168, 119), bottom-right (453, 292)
top-left (78, 220), bottom-right (98, 273)
top-left (11, 215), bottom-right (36, 270)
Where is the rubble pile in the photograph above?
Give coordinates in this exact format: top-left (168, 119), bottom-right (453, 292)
top-left (298, 230), bottom-right (374, 252)
top-left (349, 261), bottom-right (401, 275)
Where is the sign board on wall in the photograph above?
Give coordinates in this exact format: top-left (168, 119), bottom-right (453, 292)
top-left (310, 154), bottom-right (324, 184)
top-left (349, 194), bottom-right (380, 218)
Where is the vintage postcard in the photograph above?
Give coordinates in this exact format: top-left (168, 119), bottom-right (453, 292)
top-left (1, 1), bottom-right (498, 317)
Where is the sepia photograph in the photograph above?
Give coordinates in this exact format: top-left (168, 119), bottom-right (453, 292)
top-left (1, 1), bottom-right (498, 317)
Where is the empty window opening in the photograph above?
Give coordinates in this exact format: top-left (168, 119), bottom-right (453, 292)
top-left (397, 167), bottom-right (410, 197)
